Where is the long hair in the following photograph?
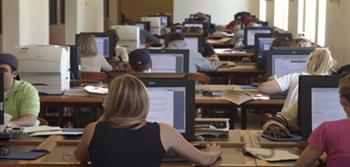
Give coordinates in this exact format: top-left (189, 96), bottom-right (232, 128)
top-left (307, 48), bottom-right (336, 75)
top-left (103, 74), bottom-right (149, 129)
top-left (78, 33), bottom-right (98, 57)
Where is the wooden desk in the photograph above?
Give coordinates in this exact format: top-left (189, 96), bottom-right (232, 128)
top-left (0, 131), bottom-right (256, 167)
top-left (207, 38), bottom-right (233, 49)
top-left (215, 48), bottom-right (254, 61)
top-left (205, 64), bottom-right (265, 84)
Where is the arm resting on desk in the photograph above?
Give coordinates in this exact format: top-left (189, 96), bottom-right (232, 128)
top-left (75, 123), bottom-right (96, 162)
top-left (293, 145), bottom-right (322, 167)
top-left (8, 114), bottom-right (37, 127)
top-left (160, 123), bottom-right (222, 166)
top-left (258, 79), bottom-right (281, 95)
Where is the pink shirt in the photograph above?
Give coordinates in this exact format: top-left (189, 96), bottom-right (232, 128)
top-left (308, 119), bottom-right (350, 167)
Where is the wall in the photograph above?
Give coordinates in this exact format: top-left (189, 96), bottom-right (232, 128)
top-left (288, 0), bottom-right (299, 37)
top-left (174, 0), bottom-right (260, 25)
top-left (121, 0), bottom-right (173, 22)
top-left (324, 1), bottom-right (350, 66)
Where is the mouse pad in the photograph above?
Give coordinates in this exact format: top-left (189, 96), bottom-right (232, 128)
top-left (262, 133), bottom-right (303, 142)
top-left (0, 151), bottom-right (46, 160)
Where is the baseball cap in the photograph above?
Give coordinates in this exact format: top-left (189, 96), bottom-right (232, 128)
top-left (129, 49), bottom-right (152, 67)
top-left (0, 53), bottom-right (19, 70)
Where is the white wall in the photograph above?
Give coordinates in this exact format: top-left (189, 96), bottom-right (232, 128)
top-left (173, 0), bottom-right (260, 25)
top-left (324, 0), bottom-right (350, 66)
top-left (2, 0), bottom-right (49, 52)
top-left (65, 0), bottom-right (104, 45)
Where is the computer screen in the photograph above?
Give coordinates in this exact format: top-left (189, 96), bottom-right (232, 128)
top-left (183, 22), bottom-right (204, 28)
top-left (141, 17), bottom-right (162, 35)
top-left (75, 32), bottom-right (115, 59)
top-left (0, 70), bottom-right (3, 126)
top-left (68, 45), bottom-right (81, 80)
top-left (142, 79), bottom-right (195, 140)
top-left (255, 33), bottom-right (293, 68)
top-left (266, 48), bottom-right (315, 77)
top-left (184, 35), bottom-right (203, 53)
top-left (147, 49), bottom-right (189, 73)
top-left (190, 14), bottom-right (211, 24)
top-left (299, 75), bottom-right (345, 140)
top-left (135, 21), bottom-right (151, 32)
top-left (244, 27), bottom-right (273, 48)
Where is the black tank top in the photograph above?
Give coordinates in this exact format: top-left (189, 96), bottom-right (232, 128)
top-left (89, 122), bottom-right (166, 167)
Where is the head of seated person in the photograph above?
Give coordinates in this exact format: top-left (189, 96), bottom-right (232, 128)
top-left (307, 48), bottom-right (336, 75)
top-left (165, 32), bottom-right (186, 48)
top-left (78, 33), bottom-right (99, 58)
top-left (129, 49), bottom-right (152, 72)
top-left (270, 37), bottom-right (291, 48)
top-left (339, 73), bottom-right (350, 117)
top-left (291, 37), bottom-right (312, 47)
top-left (182, 27), bottom-right (203, 35)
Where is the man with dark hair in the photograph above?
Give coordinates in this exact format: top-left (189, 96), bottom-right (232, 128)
top-left (128, 49), bottom-right (152, 72)
top-left (165, 32), bottom-right (221, 72)
top-left (0, 53), bottom-right (40, 127)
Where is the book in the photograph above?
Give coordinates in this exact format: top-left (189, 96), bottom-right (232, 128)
top-left (222, 90), bottom-right (269, 105)
top-left (245, 148), bottom-right (299, 162)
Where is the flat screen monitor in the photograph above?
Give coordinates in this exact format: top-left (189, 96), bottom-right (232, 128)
top-left (255, 33), bottom-right (293, 68)
top-left (298, 75), bottom-right (345, 140)
top-left (141, 78), bottom-right (195, 140)
top-left (243, 27), bottom-right (273, 48)
top-left (0, 70), bottom-right (3, 127)
top-left (184, 34), bottom-right (203, 53)
top-left (76, 32), bottom-right (115, 59)
top-left (135, 21), bottom-right (151, 32)
top-left (189, 14), bottom-right (211, 24)
top-left (266, 48), bottom-right (315, 77)
top-left (68, 45), bottom-right (81, 80)
top-left (147, 49), bottom-right (189, 73)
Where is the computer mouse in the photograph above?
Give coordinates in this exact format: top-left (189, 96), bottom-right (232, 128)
top-left (0, 145), bottom-right (9, 156)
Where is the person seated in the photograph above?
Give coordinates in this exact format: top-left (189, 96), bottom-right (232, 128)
top-left (106, 29), bottom-right (129, 63)
top-left (294, 73), bottom-right (350, 167)
top-left (165, 32), bottom-right (222, 72)
top-left (0, 53), bottom-right (40, 127)
top-left (259, 48), bottom-right (336, 137)
top-left (270, 37), bottom-right (291, 48)
top-left (291, 37), bottom-right (313, 47)
top-left (202, 42), bottom-right (220, 62)
top-left (78, 33), bottom-right (113, 72)
top-left (75, 75), bottom-right (222, 166)
top-left (128, 49), bottom-right (152, 73)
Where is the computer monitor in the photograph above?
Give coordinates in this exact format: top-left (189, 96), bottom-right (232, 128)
top-left (135, 21), bottom-right (151, 32)
top-left (68, 45), bottom-right (81, 80)
top-left (75, 32), bottom-right (115, 59)
top-left (183, 34), bottom-right (203, 53)
top-left (266, 48), bottom-right (315, 77)
top-left (0, 70), bottom-right (3, 128)
top-left (298, 75), bottom-right (345, 140)
top-left (141, 17), bottom-right (162, 36)
top-left (141, 78), bottom-right (195, 140)
top-left (189, 13), bottom-right (211, 24)
top-left (255, 33), bottom-right (293, 68)
top-left (183, 21), bottom-right (205, 29)
top-left (146, 49), bottom-right (189, 73)
top-left (243, 27), bottom-right (273, 48)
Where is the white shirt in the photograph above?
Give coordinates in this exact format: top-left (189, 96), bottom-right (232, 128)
top-left (115, 45), bottom-right (129, 63)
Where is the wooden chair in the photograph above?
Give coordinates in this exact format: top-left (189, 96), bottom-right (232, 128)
top-left (188, 72), bottom-right (211, 84)
top-left (80, 71), bottom-right (109, 84)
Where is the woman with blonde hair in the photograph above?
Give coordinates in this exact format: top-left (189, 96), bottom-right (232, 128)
top-left (75, 75), bottom-right (222, 167)
top-left (258, 48), bottom-right (336, 137)
top-left (78, 33), bottom-right (113, 72)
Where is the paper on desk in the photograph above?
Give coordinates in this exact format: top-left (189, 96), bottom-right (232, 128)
top-left (29, 129), bottom-right (83, 136)
top-left (64, 87), bottom-right (90, 97)
top-left (84, 86), bottom-right (108, 95)
top-left (222, 90), bottom-right (269, 105)
top-left (245, 148), bottom-right (299, 162)
top-left (22, 125), bottom-right (61, 134)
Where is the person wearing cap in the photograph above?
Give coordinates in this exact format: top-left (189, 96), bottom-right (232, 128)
top-left (165, 32), bottom-right (221, 72)
top-left (128, 49), bottom-right (152, 72)
top-left (294, 73), bottom-right (350, 167)
top-left (0, 53), bottom-right (40, 127)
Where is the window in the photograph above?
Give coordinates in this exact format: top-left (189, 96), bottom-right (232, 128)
top-left (297, 0), bottom-right (305, 34)
top-left (273, 0), bottom-right (289, 30)
top-left (304, 0), bottom-right (317, 42)
top-left (317, 0), bottom-right (327, 46)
